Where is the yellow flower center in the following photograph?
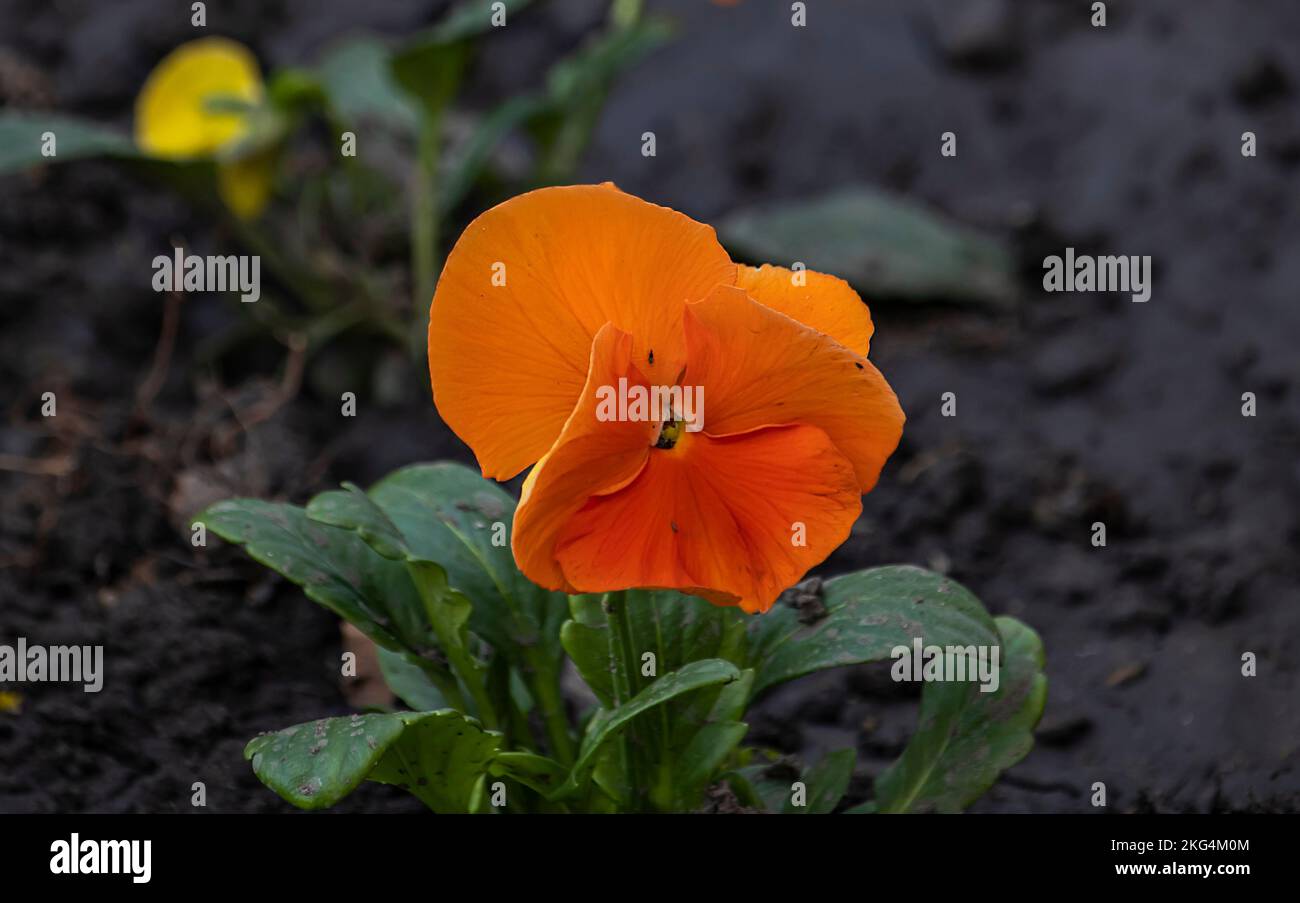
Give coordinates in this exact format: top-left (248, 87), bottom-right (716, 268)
top-left (655, 419), bottom-right (685, 450)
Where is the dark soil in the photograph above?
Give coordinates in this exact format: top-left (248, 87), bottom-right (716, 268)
top-left (2, 0), bottom-right (1298, 813)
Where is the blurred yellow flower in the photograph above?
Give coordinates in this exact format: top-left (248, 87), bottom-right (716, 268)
top-left (216, 152), bottom-right (275, 220)
top-left (134, 37), bottom-right (272, 218)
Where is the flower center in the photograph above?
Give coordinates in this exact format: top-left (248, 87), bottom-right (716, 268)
top-left (655, 418), bottom-right (684, 450)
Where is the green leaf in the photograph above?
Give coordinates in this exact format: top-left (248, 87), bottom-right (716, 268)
top-left (307, 482), bottom-right (410, 559)
top-left (727, 747), bottom-right (855, 814)
top-left (560, 590), bottom-right (748, 806)
top-left (316, 36), bottom-right (419, 132)
top-left (674, 721), bottom-right (749, 807)
top-left (390, 42), bottom-right (467, 119)
top-left (200, 499), bottom-right (430, 654)
top-left (555, 658), bottom-right (741, 799)
top-left (306, 463), bottom-right (571, 754)
top-left (718, 187), bottom-right (1018, 307)
top-left (439, 94), bottom-right (544, 215)
top-left (489, 750), bottom-right (567, 798)
top-left (529, 16), bottom-right (674, 182)
top-left (266, 67), bottom-right (327, 113)
top-left (542, 17), bottom-right (673, 110)
top-left (377, 646), bottom-right (447, 711)
top-left (746, 566), bottom-right (1000, 696)
top-left (307, 463), bottom-right (566, 668)
top-left (245, 710), bottom-right (501, 812)
top-left (560, 620), bottom-right (615, 706)
top-left (874, 616), bottom-right (1047, 813)
top-left (727, 758), bottom-right (798, 813)
top-left (562, 589), bottom-right (743, 709)
top-left (0, 112), bottom-right (136, 172)
top-left (794, 748), bottom-right (856, 814)
top-left (420, 0), bottom-right (535, 45)
top-left (368, 710), bottom-right (503, 812)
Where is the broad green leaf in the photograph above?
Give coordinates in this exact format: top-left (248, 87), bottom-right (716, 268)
top-left (369, 464), bottom-right (567, 660)
top-left (316, 36), bottom-right (418, 132)
top-left (307, 463), bottom-right (566, 667)
top-left (560, 620), bottom-right (615, 706)
top-left (674, 721), bottom-right (749, 808)
top-left (874, 616), bottom-right (1047, 813)
top-left (0, 112), bottom-right (136, 172)
top-left (245, 710), bottom-right (500, 812)
top-left (567, 592), bottom-right (606, 628)
top-left (793, 748), bottom-right (856, 814)
top-left (728, 748), bottom-right (855, 814)
top-left (307, 482), bottom-right (410, 560)
top-left (200, 499), bottom-right (429, 653)
top-left (377, 646), bottom-right (447, 711)
top-left (728, 759), bottom-right (799, 813)
top-left (307, 464), bottom-right (569, 745)
top-left (718, 187), bottom-right (1018, 307)
top-left (746, 565), bottom-right (1000, 696)
top-left (390, 42), bottom-right (467, 119)
top-left (555, 658), bottom-right (741, 799)
top-left (368, 710), bottom-right (503, 812)
top-left (489, 750), bottom-right (567, 798)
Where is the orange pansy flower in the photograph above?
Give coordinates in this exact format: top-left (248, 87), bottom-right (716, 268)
top-left (428, 184), bottom-right (904, 613)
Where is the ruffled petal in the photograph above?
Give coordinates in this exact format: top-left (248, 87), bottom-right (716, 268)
top-left (552, 424), bottom-right (861, 613)
top-left (512, 323), bottom-right (658, 590)
top-left (429, 184), bottom-right (735, 480)
top-left (685, 285), bottom-right (904, 492)
top-left (737, 263), bottom-right (874, 356)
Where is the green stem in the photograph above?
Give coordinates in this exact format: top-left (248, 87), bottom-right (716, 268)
top-left (526, 651), bottom-right (576, 766)
top-left (535, 0), bottom-right (642, 185)
top-left (605, 590), bottom-right (649, 810)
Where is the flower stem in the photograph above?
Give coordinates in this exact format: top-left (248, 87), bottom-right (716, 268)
top-left (605, 590), bottom-right (649, 810)
top-left (527, 650), bottom-right (576, 766)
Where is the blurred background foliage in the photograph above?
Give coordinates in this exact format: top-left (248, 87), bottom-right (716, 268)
top-left (0, 0), bottom-right (1013, 379)
top-left (0, 0), bottom-right (679, 365)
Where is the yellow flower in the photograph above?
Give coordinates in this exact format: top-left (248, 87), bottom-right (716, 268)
top-left (134, 37), bottom-right (272, 218)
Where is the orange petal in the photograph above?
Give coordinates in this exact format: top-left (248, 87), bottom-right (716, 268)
top-left (512, 323), bottom-right (658, 591)
top-left (429, 184), bottom-right (736, 480)
top-left (736, 263), bottom-right (874, 357)
top-left (551, 425), bottom-right (862, 613)
top-left (685, 284), bottom-right (904, 492)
